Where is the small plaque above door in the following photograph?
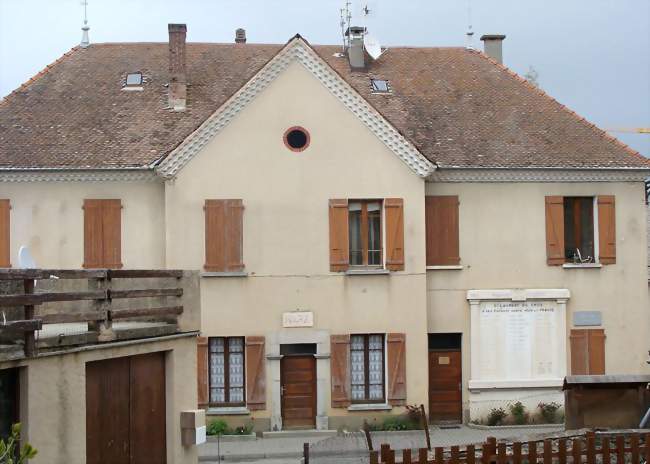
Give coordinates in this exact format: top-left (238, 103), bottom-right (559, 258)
top-left (439, 356), bottom-right (450, 365)
top-left (282, 311), bottom-right (314, 328)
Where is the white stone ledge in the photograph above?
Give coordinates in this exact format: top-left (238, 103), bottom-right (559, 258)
top-left (426, 265), bottom-right (463, 270)
top-left (201, 271), bottom-right (248, 277)
top-left (347, 403), bottom-right (393, 411)
top-left (468, 379), bottom-right (564, 390)
top-left (562, 263), bottom-right (603, 269)
top-left (207, 406), bottom-right (250, 415)
top-left (345, 268), bottom-right (390, 276)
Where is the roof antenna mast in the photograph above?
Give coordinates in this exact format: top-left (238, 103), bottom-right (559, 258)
top-left (80, 0), bottom-right (90, 48)
top-left (340, 0), bottom-right (352, 52)
top-left (465, 0), bottom-right (474, 50)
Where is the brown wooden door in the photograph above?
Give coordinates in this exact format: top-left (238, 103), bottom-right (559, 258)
top-left (281, 355), bottom-right (316, 429)
top-left (428, 350), bottom-right (462, 423)
top-left (86, 352), bottom-right (166, 464)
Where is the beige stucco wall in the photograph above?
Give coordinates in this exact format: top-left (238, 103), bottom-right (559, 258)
top-left (0, 335), bottom-right (198, 464)
top-left (426, 181), bottom-right (650, 419)
top-left (165, 61), bottom-right (429, 423)
top-left (0, 181), bottom-right (165, 268)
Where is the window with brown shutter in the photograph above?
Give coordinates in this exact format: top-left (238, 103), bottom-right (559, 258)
top-left (208, 337), bottom-right (245, 406)
top-left (384, 199), bottom-right (405, 271)
top-left (545, 195), bottom-right (616, 265)
top-left (204, 199), bottom-right (244, 272)
top-left (330, 334), bottom-right (350, 407)
top-left (83, 199), bottom-right (122, 268)
top-left (425, 196), bottom-right (459, 266)
top-left (387, 333), bottom-right (406, 405)
top-left (350, 334), bottom-right (385, 403)
top-left (245, 336), bottom-right (266, 411)
top-left (570, 329), bottom-right (605, 375)
top-left (598, 196), bottom-right (616, 264)
top-left (197, 337), bottom-right (209, 408)
top-left (329, 199), bottom-right (349, 271)
top-left (0, 200), bottom-right (10, 268)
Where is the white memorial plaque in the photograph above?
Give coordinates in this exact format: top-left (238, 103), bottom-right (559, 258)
top-left (282, 311), bottom-right (314, 328)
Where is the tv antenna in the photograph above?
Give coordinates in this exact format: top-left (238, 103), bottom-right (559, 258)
top-left (465, 0), bottom-right (474, 50)
top-left (340, 0), bottom-right (352, 52)
top-left (80, 0), bottom-right (90, 48)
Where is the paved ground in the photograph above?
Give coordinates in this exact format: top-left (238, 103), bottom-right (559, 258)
top-left (198, 425), bottom-right (565, 463)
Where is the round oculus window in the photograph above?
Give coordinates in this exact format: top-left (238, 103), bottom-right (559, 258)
top-left (283, 127), bottom-right (310, 152)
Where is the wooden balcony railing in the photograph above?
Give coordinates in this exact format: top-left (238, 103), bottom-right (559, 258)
top-left (0, 269), bottom-right (198, 359)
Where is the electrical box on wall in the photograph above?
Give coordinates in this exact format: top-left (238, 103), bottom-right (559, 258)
top-left (181, 410), bottom-right (206, 446)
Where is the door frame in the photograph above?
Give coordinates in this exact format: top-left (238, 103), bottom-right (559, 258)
top-left (280, 353), bottom-right (317, 429)
top-left (428, 333), bottom-right (463, 424)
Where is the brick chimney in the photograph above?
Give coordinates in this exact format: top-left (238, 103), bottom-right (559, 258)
top-left (480, 34), bottom-right (506, 64)
top-left (168, 23), bottom-right (187, 111)
top-left (235, 28), bottom-right (246, 44)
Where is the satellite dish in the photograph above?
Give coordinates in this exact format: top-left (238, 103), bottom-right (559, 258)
top-left (18, 246), bottom-right (36, 269)
top-left (364, 34), bottom-right (384, 60)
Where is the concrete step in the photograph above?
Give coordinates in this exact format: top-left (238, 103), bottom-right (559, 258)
top-left (261, 429), bottom-right (338, 439)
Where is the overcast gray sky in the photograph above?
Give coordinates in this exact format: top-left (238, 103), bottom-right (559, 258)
top-left (1, 0), bottom-right (649, 156)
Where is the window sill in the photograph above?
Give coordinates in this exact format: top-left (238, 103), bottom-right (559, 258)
top-left (201, 271), bottom-right (248, 277)
top-left (207, 406), bottom-right (250, 415)
top-left (347, 403), bottom-right (392, 412)
top-left (562, 263), bottom-right (602, 269)
top-left (345, 269), bottom-right (390, 276)
top-left (426, 265), bottom-right (463, 270)
top-left (121, 86), bottom-right (143, 92)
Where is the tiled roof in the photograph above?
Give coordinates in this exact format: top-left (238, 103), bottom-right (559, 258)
top-left (1, 40), bottom-right (648, 170)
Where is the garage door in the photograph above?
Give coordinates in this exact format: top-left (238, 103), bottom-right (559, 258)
top-left (86, 352), bottom-right (166, 464)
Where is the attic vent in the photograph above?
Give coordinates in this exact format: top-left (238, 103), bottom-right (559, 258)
top-left (370, 79), bottom-right (390, 93)
top-left (125, 72), bottom-right (143, 86)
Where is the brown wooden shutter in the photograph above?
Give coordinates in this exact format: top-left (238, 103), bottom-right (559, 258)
top-left (385, 198), bottom-right (405, 271)
top-left (329, 199), bottom-right (349, 272)
top-left (204, 199), bottom-right (244, 272)
top-left (425, 196), bottom-right (460, 266)
top-left (570, 329), bottom-right (606, 375)
top-left (386, 333), bottom-right (406, 405)
top-left (598, 196), bottom-right (616, 265)
top-left (84, 200), bottom-right (103, 268)
top-left (545, 196), bottom-right (565, 265)
top-left (0, 200), bottom-right (10, 267)
top-left (245, 336), bottom-right (266, 411)
top-left (569, 329), bottom-right (588, 375)
top-left (197, 336), bottom-right (209, 408)
top-left (102, 200), bottom-right (122, 268)
top-left (587, 329), bottom-right (606, 374)
top-left (330, 334), bottom-right (350, 407)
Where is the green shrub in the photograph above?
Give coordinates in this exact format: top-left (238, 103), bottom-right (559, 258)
top-left (0, 423), bottom-right (37, 464)
top-left (206, 419), bottom-right (229, 436)
top-left (381, 416), bottom-right (417, 431)
top-left (538, 402), bottom-right (562, 423)
top-left (231, 424), bottom-right (253, 435)
top-left (509, 401), bottom-right (527, 425)
top-left (487, 407), bottom-right (507, 426)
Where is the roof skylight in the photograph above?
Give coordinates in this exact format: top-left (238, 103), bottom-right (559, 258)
top-left (371, 79), bottom-right (390, 93)
top-left (125, 72), bottom-right (143, 86)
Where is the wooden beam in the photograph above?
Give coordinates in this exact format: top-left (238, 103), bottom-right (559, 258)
top-left (109, 306), bottom-right (183, 320)
top-left (39, 310), bottom-right (108, 324)
top-left (109, 288), bottom-right (183, 299)
top-left (108, 269), bottom-right (183, 279)
top-left (0, 269), bottom-right (108, 280)
top-left (0, 290), bottom-right (106, 307)
top-left (0, 319), bottom-right (42, 332)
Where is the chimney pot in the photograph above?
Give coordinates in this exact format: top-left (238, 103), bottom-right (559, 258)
top-left (235, 28), bottom-right (246, 44)
top-left (168, 23), bottom-right (187, 111)
top-left (480, 34), bottom-right (506, 64)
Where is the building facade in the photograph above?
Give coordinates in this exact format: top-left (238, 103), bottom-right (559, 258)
top-left (1, 24), bottom-right (649, 431)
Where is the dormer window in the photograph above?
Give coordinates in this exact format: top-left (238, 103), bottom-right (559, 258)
top-left (125, 72), bottom-right (143, 86)
top-left (370, 79), bottom-right (390, 93)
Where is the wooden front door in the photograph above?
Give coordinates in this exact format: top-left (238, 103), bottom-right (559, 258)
top-left (428, 350), bottom-right (462, 423)
top-left (86, 352), bottom-right (166, 464)
top-left (281, 355), bottom-right (316, 429)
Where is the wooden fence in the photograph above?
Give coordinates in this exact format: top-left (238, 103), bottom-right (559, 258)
top-left (355, 431), bottom-right (649, 464)
top-left (0, 268), bottom-right (187, 358)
